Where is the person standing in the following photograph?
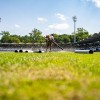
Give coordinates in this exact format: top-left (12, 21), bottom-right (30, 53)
top-left (45, 34), bottom-right (54, 52)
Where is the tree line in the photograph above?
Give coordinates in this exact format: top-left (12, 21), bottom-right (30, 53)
top-left (0, 28), bottom-right (90, 44)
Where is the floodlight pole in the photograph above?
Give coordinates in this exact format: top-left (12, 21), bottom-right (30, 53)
top-left (0, 17), bottom-right (1, 41)
top-left (72, 16), bottom-right (77, 44)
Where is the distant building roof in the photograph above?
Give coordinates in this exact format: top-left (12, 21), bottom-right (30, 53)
top-left (78, 32), bottom-right (100, 44)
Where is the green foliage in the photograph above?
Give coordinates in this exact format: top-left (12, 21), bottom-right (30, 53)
top-left (21, 35), bottom-right (31, 43)
top-left (76, 28), bottom-right (90, 42)
top-left (1, 35), bottom-right (9, 43)
top-left (0, 31), bottom-right (10, 36)
top-left (0, 27), bottom-right (91, 43)
top-left (0, 52), bottom-right (100, 100)
top-left (1, 35), bottom-right (20, 43)
top-left (29, 28), bottom-right (44, 43)
top-left (0, 32), bottom-right (21, 43)
top-left (53, 33), bottom-right (71, 44)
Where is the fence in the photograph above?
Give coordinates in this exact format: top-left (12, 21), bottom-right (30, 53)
top-left (0, 43), bottom-right (76, 52)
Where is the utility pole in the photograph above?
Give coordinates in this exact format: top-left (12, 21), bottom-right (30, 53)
top-left (72, 16), bottom-right (77, 43)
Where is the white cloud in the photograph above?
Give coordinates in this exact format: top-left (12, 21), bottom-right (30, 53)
top-left (55, 13), bottom-right (66, 21)
top-left (81, 0), bottom-right (100, 8)
top-left (15, 24), bottom-right (20, 28)
top-left (37, 17), bottom-right (47, 23)
top-left (48, 23), bottom-right (69, 30)
top-left (92, 0), bottom-right (100, 8)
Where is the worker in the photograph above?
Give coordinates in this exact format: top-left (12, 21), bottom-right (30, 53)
top-left (45, 34), bottom-right (54, 52)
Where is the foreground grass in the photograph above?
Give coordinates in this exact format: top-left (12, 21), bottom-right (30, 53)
top-left (0, 52), bottom-right (100, 100)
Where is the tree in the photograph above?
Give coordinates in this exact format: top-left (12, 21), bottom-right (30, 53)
top-left (0, 31), bottom-right (10, 36)
top-left (7, 37), bottom-right (20, 43)
top-left (52, 33), bottom-right (59, 42)
top-left (0, 32), bottom-right (21, 43)
top-left (76, 28), bottom-right (89, 42)
top-left (1, 36), bottom-right (9, 43)
top-left (29, 28), bottom-right (44, 43)
top-left (0, 31), bottom-right (10, 43)
top-left (21, 35), bottom-right (31, 43)
top-left (53, 33), bottom-right (70, 44)
top-left (60, 34), bottom-right (70, 43)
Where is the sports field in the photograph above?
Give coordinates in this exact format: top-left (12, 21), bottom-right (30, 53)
top-left (0, 52), bottom-right (100, 100)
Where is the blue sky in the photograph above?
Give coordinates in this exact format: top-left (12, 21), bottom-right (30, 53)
top-left (0, 0), bottom-right (100, 36)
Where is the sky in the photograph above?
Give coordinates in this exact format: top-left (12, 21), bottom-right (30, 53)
top-left (0, 0), bottom-right (100, 36)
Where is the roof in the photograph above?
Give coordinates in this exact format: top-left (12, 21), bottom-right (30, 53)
top-left (78, 32), bottom-right (100, 44)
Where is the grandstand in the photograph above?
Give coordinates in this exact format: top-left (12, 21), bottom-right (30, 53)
top-left (78, 32), bottom-right (100, 44)
top-left (77, 32), bottom-right (100, 51)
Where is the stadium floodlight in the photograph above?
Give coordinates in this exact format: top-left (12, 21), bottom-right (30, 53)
top-left (72, 16), bottom-right (77, 43)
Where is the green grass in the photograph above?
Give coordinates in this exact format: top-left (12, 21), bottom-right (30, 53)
top-left (0, 52), bottom-right (100, 100)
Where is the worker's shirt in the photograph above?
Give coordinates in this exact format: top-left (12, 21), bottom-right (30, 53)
top-left (49, 36), bottom-right (54, 40)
